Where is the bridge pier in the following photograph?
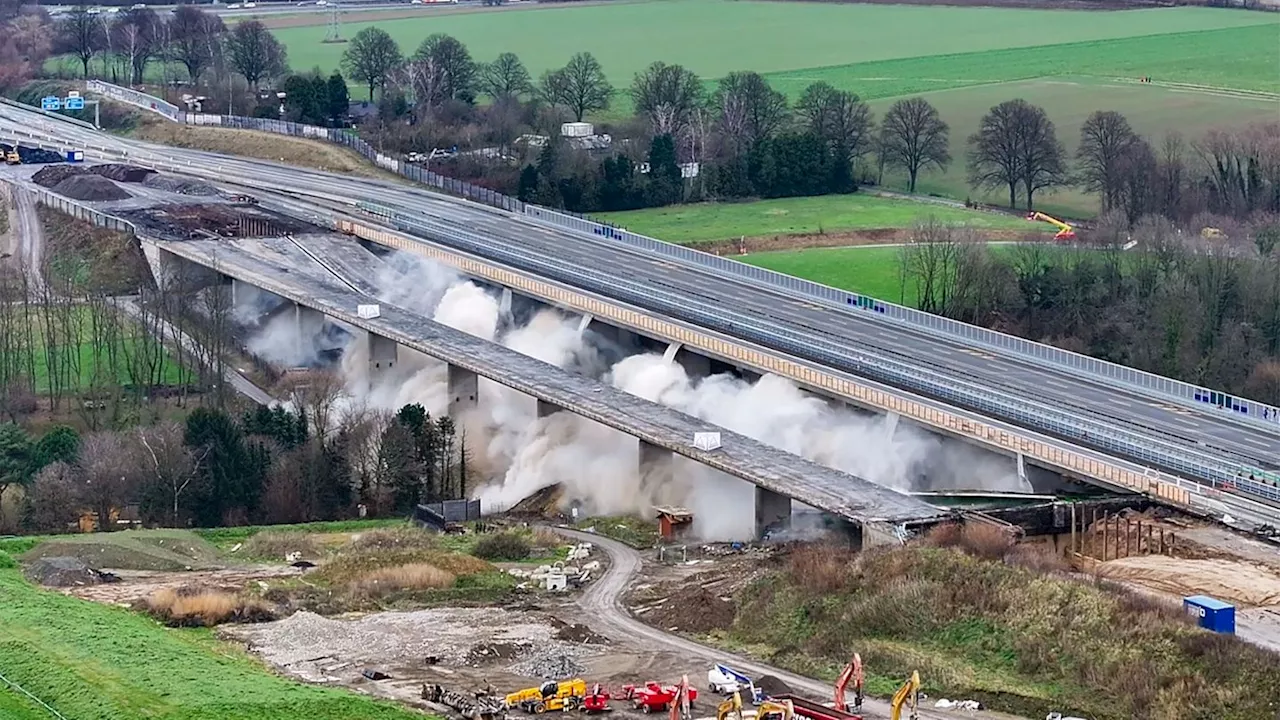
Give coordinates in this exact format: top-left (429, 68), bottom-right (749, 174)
top-left (664, 342), bottom-right (712, 379)
top-left (293, 304), bottom-right (325, 365)
top-left (499, 287), bottom-right (513, 322)
top-left (536, 399), bottom-right (563, 419)
top-left (754, 486), bottom-right (792, 538)
top-left (447, 364), bottom-right (478, 417)
top-left (885, 411), bottom-right (900, 438)
top-left (367, 331), bottom-right (397, 380)
top-left (1016, 451), bottom-right (1027, 484)
top-left (639, 439), bottom-right (673, 485)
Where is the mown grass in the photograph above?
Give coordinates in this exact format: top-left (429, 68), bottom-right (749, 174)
top-left (733, 246), bottom-right (913, 306)
top-left (14, 528), bottom-right (223, 571)
top-left (595, 194), bottom-right (1030, 245)
top-left (0, 566), bottom-right (430, 720)
top-left (724, 541), bottom-right (1280, 720)
top-left (574, 516), bottom-right (659, 548)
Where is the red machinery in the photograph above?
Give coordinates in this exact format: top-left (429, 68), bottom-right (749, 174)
top-left (621, 680), bottom-right (699, 714)
top-left (768, 654), bottom-right (864, 720)
top-left (582, 684), bottom-right (612, 714)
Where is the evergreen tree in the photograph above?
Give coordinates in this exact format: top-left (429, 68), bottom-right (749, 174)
top-left (29, 425), bottom-right (79, 473)
top-left (645, 134), bottom-right (682, 207)
top-left (184, 408), bottom-right (266, 526)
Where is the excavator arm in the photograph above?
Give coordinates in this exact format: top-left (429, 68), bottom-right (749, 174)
top-left (716, 691), bottom-right (744, 720)
top-left (833, 654), bottom-right (863, 713)
top-left (1026, 212), bottom-right (1077, 241)
top-left (889, 672), bottom-right (920, 720)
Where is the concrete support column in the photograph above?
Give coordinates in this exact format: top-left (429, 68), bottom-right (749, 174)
top-left (754, 486), bottom-right (792, 538)
top-left (367, 331), bottom-right (397, 378)
top-left (577, 313), bottom-right (593, 335)
top-left (884, 411), bottom-right (900, 438)
top-left (292, 304), bottom-right (324, 366)
top-left (536, 399), bottom-right (563, 419)
top-left (447, 363), bottom-right (479, 417)
top-left (1016, 452), bottom-right (1027, 483)
top-left (639, 439), bottom-right (673, 486)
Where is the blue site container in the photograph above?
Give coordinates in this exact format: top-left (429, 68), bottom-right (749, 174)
top-left (65, 150), bottom-right (83, 163)
top-left (1184, 595), bottom-right (1235, 634)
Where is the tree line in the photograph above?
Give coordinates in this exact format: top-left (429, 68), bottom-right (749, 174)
top-left (897, 219), bottom-right (1280, 404)
top-left (1, 396), bottom-right (470, 533)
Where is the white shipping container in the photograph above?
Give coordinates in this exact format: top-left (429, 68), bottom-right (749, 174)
top-left (560, 122), bottom-right (594, 138)
top-left (693, 432), bottom-right (722, 451)
top-left (357, 304), bottom-right (381, 319)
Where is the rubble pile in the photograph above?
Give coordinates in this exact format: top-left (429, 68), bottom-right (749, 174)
top-left (645, 586), bottom-right (735, 634)
top-left (507, 647), bottom-right (588, 680)
top-left (24, 556), bottom-right (118, 588)
top-left (51, 174), bottom-right (131, 201)
top-left (143, 174), bottom-right (217, 196)
top-left (91, 164), bottom-right (155, 183)
top-left (32, 164), bottom-right (87, 187)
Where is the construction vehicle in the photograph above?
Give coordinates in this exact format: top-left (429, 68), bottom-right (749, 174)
top-left (756, 699), bottom-right (796, 720)
top-left (423, 684), bottom-right (507, 720)
top-left (621, 681), bottom-right (699, 713)
top-left (716, 691), bottom-right (745, 720)
top-left (756, 654), bottom-right (865, 720)
top-left (1026, 212), bottom-right (1076, 242)
top-left (667, 675), bottom-right (694, 720)
top-left (888, 672), bottom-right (920, 720)
top-left (581, 684), bottom-right (612, 714)
top-left (504, 679), bottom-right (588, 713)
top-left (832, 654), bottom-right (863, 715)
top-left (708, 664), bottom-right (762, 702)
top-left (4, 147), bottom-right (20, 165)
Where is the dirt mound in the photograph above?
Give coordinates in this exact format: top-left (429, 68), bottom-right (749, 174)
top-left (33, 164), bottom-right (89, 187)
top-left (646, 585), bottom-right (735, 633)
top-left (754, 675), bottom-right (791, 698)
top-left (1100, 555), bottom-right (1280, 607)
top-left (91, 163), bottom-right (155, 183)
top-left (17, 147), bottom-right (65, 164)
top-left (22, 530), bottom-right (224, 571)
top-left (24, 556), bottom-right (117, 587)
top-left (52, 174), bottom-right (131, 201)
top-left (142, 173), bottom-right (216, 195)
top-left (509, 484), bottom-right (564, 517)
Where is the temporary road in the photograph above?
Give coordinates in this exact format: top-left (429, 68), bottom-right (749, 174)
top-left (0, 104), bottom-right (1276, 513)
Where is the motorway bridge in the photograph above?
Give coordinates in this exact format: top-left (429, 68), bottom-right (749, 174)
top-left (2, 96), bottom-right (1278, 530)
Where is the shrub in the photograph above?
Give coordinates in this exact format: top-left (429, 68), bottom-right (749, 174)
top-left (924, 521), bottom-right (1014, 560)
top-left (529, 527), bottom-right (563, 550)
top-left (241, 531), bottom-right (322, 562)
top-left (144, 587), bottom-right (275, 627)
top-left (472, 532), bottom-right (531, 561)
top-left (350, 563), bottom-right (455, 598)
top-left (786, 543), bottom-right (855, 594)
top-left (0, 551), bottom-right (15, 569)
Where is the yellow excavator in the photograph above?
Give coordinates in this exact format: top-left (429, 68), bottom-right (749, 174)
top-left (1026, 211), bottom-right (1077, 242)
top-left (888, 672), bottom-right (920, 720)
top-left (716, 691), bottom-right (745, 720)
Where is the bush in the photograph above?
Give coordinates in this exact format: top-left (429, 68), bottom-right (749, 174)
top-left (0, 551), bottom-right (15, 570)
top-left (143, 587), bottom-right (275, 627)
top-left (351, 563), bottom-right (455, 598)
top-left (924, 521), bottom-right (1014, 560)
top-left (472, 532), bottom-right (531, 561)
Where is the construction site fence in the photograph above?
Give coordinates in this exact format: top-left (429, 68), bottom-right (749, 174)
top-left (1068, 506), bottom-right (1176, 563)
top-left (76, 82), bottom-right (1280, 497)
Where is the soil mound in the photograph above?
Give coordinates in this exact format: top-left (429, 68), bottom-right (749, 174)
top-left (142, 174), bottom-right (216, 195)
top-left (22, 530), bottom-right (223, 571)
top-left (33, 164), bottom-right (88, 187)
top-left (52, 174), bottom-right (131, 201)
top-left (647, 585), bottom-right (735, 633)
top-left (24, 556), bottom-right (114, 587)
top-left (91, 163), bottom-right (155, 183)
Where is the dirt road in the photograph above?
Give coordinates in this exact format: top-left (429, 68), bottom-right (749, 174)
top-left (557, 528), bottom-right (1025, 720)
top-left (12, 186), bottom-right (45, 290)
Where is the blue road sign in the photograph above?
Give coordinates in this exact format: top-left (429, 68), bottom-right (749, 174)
top-left (64, 97), bottom-right (85, 110)
top-left (41, 96), bottom-right (61, 111)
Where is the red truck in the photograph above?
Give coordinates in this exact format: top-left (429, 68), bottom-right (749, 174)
top-left (620, 682), bottom-right (699, 713)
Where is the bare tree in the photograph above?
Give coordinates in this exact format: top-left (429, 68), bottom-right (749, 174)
top-left (478, 51), bottom-right (532, 100)
top-left (1078, 110), bottom-right (1140, 212)
top-left (59, 4), bottom-right (103, 79)
top-left (24, 462), bottom-right (79, 532)
top-left (138, 421), bottom-right (199, 526)
top-left (111, 8), bottom-right (159, 85)
top-left (795, 81), bottom-right (873, 165)
top-left (712, 71), bottom-right (788, 153)
top-left (78, 431), bottom-right (141, 531)
top-left (539, 52), bottom-right (612, 122)
top-left (342, 26), bottom-right (402, 101)
top-left (226, 19), bottom-right (286, 90)
top-left (630, 61), bottom-right (704, 136)
top-left (878, 97), bottom-right (950, 193)
top-left (284, 371), bottom-right (346, 441)
top-left (967, 98), bottom-right (1066, 209)
top-left (167, 5), bottom-right (225, 83)
top-left (413, 33), bottom-right (476, 102)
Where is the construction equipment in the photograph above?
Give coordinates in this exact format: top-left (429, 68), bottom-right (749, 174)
top-left (716, 691), bottom-right (745, 720)
top-left (4, 147), bottom-right (20, 165)
top-left (767, 695), bottom-right (860, 720)
top-left (668, 675), bottom-right (693, 720)
top-left (756, 699), bottom-right (796, 720)
top-left (888, 672), bottom-right (920, 720)
top-left (1026, 212), bottom-right (1076, 242)
top-left (621, 681), bottom-right (699, 713)
top-left (423, 684), bottom-right (507, 720)
top-left (833, 654), bottom-right (863, 714)
top-left (503, 679), bottom-right (588, 713)
top-left (581, 684), bottom-right (612, 714)
top-left (708, 664), bottom-right (761, 702)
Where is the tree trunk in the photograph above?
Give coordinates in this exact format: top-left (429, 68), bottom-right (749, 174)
top-left (1008, 183), bottom-right (1017, 209)
top-left (908, 168), bottom-right (918, 193)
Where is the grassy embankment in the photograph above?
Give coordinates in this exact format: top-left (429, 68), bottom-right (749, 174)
top-left (715, 533), bottom-right (1280, 720)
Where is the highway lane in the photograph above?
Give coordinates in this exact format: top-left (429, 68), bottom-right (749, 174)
top-left (3, 108), bottom-right (1276, 486)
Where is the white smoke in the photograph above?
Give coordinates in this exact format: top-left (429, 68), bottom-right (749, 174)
top-left (239, 249), bottom-right (1029, 541)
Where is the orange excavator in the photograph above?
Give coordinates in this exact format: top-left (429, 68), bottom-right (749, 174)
top-left (1026, 211), bottom-right (1077, 242)
top-left (832, 654), bottom-right (864, 715)
top-left (769, 654), bottom-right (865, 720)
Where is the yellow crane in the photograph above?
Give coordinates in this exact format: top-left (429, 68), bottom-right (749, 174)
top-left (1026, 211), bottom-right (1077, 242)
top-left (888, 671), bottom-right (919, 720)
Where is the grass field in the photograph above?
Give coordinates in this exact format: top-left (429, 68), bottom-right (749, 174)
top-left (732, 245), bottom-right (917, 306)
top-left (596, 194), bottom-right (1032, 245)
top-left (18, 306), bottom-right (186, 394)
top-left (270, 0), bottom-right (1275, 86)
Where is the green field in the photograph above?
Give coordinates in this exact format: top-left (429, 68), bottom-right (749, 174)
top-left (273, 1), bottom-right (1275, 86)
top-left (21, 306), bottom-right (186, 394)
top-left (732, 245), bottom-right (917, 306)
top-left (0, 560), bottom-right (425, 720)
top-left (596, 194), bottom-right (1034, 245)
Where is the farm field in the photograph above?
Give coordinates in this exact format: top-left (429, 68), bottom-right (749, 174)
top-left (866, 75), bottom-right (1280, 216)
top-left (732, 245), bottom-right (917, 307)
top-left (596, 193), bottom-right (1033, 245)
top-left (268, 0), bottom-right (1275, 85)
top-left (19, 306), bottom-right (186, 394)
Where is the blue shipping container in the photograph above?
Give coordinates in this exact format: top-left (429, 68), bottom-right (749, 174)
top-left (1184, 595), bottom-right (1235, 634)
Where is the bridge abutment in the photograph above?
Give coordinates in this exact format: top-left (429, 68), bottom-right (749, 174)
top-left (536, 399), bottom-right (563, 419)
top-left (447, 364), bottom-right (479, 417)
top-left (754, 486), bottom-right (792, 538)
top-left (639, 439), bottom-right (674, 485)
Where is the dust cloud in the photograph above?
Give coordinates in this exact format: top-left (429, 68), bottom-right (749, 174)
top-left (236, 251), bottom-right (1028, 541)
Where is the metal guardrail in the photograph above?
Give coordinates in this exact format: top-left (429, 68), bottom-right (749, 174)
top-left (81, 80), bottom-right (1280, 434)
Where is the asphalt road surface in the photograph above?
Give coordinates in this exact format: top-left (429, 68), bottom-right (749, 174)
top-left (558, 528), bottom-right (1028, 720)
